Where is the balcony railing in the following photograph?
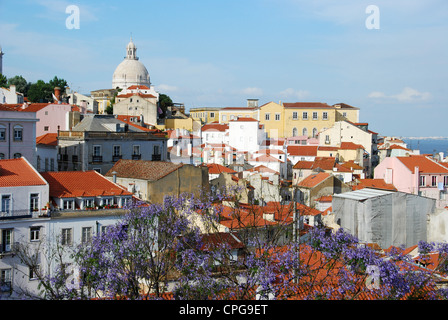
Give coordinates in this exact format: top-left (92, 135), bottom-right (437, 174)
top-left (112, 155), bottom-right (122, 162)
top-left (152, 154), bottom-right (162, 161)
top-left (0, 208), bottom-right (50, 220)
top-left (92, 155), bottom-right (103, 163)
top-left (132, 154), bottom-right (141, 160)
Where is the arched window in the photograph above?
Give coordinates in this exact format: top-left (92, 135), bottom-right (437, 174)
top-left (0, 153), bottom-right (5, 160)
top-left (312, 128), bottom-right (318, 138)
top-left (302, 127), bottom-right (308, 137)
top-left (292, 127), bottom-right (298, 137)
top-left (13, 153), bottom-right (22, 159)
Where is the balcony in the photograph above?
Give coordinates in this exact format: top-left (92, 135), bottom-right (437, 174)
top-left (152, 154), bottom-right (162, 161)
top-left (72, 155), bottom-right (79, 163)
top-left (112, 155), bottom-right (122, 162)
top-left (132, 154), bottom-right (141, 160)
top-left (0, 208), bottom-right (50, 220)
top-left (92, 155), bottom-right (103, 163)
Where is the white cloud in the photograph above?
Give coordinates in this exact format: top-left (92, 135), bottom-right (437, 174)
top-left (280, 88), bottom-right (309, 100)
top-left (392, 87), bottom-right (432, 102)
top-left (240, 87), bottom-right (263, 96)
top-left (368, 87), bottom-right (431, 102)
top-left (156, 84), bottom-right (179, 93)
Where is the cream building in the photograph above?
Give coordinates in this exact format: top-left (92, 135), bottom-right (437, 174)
top-left (190, 107), bottom-right (221, 124)
top-left (258, 101), bottom-right (359, 139)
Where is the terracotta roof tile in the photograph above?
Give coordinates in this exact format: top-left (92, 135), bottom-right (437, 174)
top-left (207, 163), bottom-right (237, 175)
top-left (36, 133), bottom-right (58, 146)
top-left (41, 170), bottom-right (132, 198)
top-left (353, 179), bottom-right (397, 191)
top-left (297, 172), bottom-right (331, 188)
top-left (0, 158), bottom-right (47, 187)
top-left (287, 145), bottom-right (318, 156)
top-left (105, 159), bottom-right (183, 181)
top-left (397, 155), bottom-right (448, 174)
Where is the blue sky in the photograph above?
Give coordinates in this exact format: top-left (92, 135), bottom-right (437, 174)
top-left (1, 0), bottom-right (447, 137)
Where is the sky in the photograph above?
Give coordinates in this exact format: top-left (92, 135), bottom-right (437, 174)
top-left (0, 0), bottom-right (447, 137)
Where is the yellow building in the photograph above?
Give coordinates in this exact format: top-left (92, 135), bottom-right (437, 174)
top-left (258, 101), bottom-right (359, 139)
top-left (190, 107), bottom-right (221, 124)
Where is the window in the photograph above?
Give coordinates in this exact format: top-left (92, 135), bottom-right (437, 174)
top-left (1, 229), bottom-right (13, 252)
top-left (302, 128), bottom-right (308, 137)
top-left (432, 176), bottom-right (437, 187)
top-left (154, 145), bottom-right (160, 155)
top-left (0, 153), bottom-right (4, 160)
top-left (265, 113), bottom-right (270, 121)
top-left (61, 228), bottom-right (72, 246)
top-left (84, 198), bottom-right (95, 208)
top-left (0, 269), bottom-right (12, 292)
top-left (419, 176), bottom-right (426, 187)
top-left (30, 227), bottom-right (41, 241)
top-left (312, 112), bottom-right (318, 120)
top-left (292, 128), bottom-right (298, 137)
top-left (63, 199), bottom-right (74, 210)
top-left (44, 126), bottom-right (49, 131)
top-left (82, 227), bottom-right (92, 244)
top-left (13, 125), bottom-right (23, 141)
top-left (343, 112), bottom-right (347, 118)
top-left (93, 145), bottom-right (101, 156)
top-left (1, 195), bottom-right (11, 214)
top-left (113, 145), bottom-right (121, 156)
top-left (444, 176), bottom-right (448, 186)
top-left (275, 113), bottom-right (281, 121)
top-left (302, 112), bottom-right (308, 120)
top-left (312, 128), bottom-right (318, 138)
top-left (323, 112), bottom-right (328, 120)
top-left (292, 112), bottom-right (298, 120)
top-left (133, 145), bottom-right (140, 155)
top-left (210, 112), bottom-right (215, 118)
top-left (30, 193), bottom-right (39, 213)
top-left (222, 115), bottom-right (227, 122)
top-left (13, 153), bottom-right (21, 159)
top-left (103, 198), bottom-right (113, 206)
top-left (0, 125), bottom-right (6, 141)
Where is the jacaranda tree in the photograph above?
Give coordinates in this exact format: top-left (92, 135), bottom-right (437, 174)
top-left (13, 191), bottom-right (448, 300)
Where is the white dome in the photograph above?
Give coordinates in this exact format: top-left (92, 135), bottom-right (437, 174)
top-left (112, 39), bottom-right (151, 90)
top-left (112, 59), bottom-right (150, 89)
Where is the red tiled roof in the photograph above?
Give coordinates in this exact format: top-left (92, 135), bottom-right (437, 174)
top-left (251, 154), bottom-right (284, 163)
top-left (297, 172), bottom-right (331, 188)
top-left (229, 117), bottom-right (258, 122)
top-left (339, 142), bottom-right (365, 150)
top-left (287, 145), bottom-right (318, 156)
top-left (116, 92), bottom-right (156, 99)
top-left (317, 146), bottom-right (339, 151)
top-left (353, 179), bottom-right (397, 191)
top-left (0, 158), bottom-right (47, 187)
top-left (294, 157), bottom-right (336, 170)
top-left (126, 85), bottom-right (150, 90)
top-left (247, 165), bottom-right (279, 174)
top-left (388, 144), bottom-right (411, 151)
top-left (201, 122), bottom-right (229, 132)
top-left (207, 163), bottom-right (237, 175)
top-left (397, 155), bottom-right (448, 174)
top-left (105, 159), bottom-right (183, 181)
top-left (340, 161), bottom-right (364, 171)
top-left (41, 170), bottom-right (132, 198)
top-left (36, 133), bottom-right (58, 146)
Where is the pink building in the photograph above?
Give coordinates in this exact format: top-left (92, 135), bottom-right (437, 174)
top-left (374, 155), bottom-right (448, 208)
top-left (22, 103), bottom-right (75, 137)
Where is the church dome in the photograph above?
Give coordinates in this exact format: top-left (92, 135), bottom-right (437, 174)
top-left (112, 38), bottom-right (151, 90)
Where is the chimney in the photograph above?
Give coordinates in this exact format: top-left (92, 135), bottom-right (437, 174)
top-left (54, 87), bottom-right (61, 103)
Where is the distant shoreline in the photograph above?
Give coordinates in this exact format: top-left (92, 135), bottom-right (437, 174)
top-left (400, 137), bottom-right (448, 140)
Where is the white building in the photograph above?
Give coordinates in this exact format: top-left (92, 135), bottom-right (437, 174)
top-left (0, 85), bottom-right (24, 104)
top-left (228, 117), bottom-right (265, 154)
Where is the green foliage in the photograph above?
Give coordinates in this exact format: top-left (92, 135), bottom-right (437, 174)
top-left (0, 73), bottom-right (7, 88)
top-left (27, 76), bottom-right (68, 103)
top-left (7, 75), bottom-right (31, 96)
